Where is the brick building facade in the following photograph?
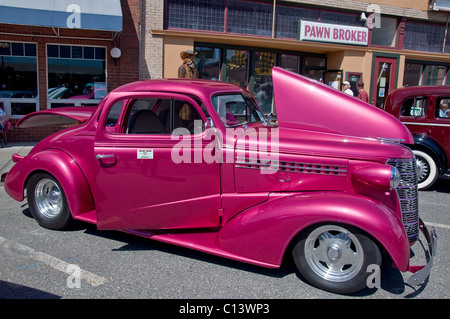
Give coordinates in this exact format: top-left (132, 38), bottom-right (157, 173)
top-left (0, 0), bottom-right (140, 142)
top-left (2, 0), bottom-right (450, 142)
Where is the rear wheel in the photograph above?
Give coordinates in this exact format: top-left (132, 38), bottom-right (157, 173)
top-left (27, 173), bottom-right (73, 230)
top-left (292, 224), bottom-right (381, 295)
top-left (413, 149), bottom-right (438, 190)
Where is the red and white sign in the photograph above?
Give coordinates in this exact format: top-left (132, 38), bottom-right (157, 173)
top-left (299, 20), bottom-right (369, 46)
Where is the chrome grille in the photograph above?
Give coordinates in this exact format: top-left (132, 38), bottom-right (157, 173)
top-left (387, 158), bottom-right (419, 242)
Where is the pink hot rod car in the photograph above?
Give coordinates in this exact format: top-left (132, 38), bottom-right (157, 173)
top-left (1, 67), bottom-right (437, 294)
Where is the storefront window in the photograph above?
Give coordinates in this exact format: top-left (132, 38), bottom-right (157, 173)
top-left (304, 56), bottom-right (326, 81)
top-left (276, 6), bottom-right (319, 39)
top-left (0, 42), bottom-right (37, 98)
top-left (225, 49), bottom-right (249, 89)
top-left (403, 62), bottom-right (449, 86)
top-left (0, 41), bottom-right (38, 117)
top-left (403, 63), bottom-right (423, 86)
top-left (425, 65), bottom-right (448, 85)
top-left (320, 11), bottom-right (361, 27)
top-left (370, 17), bottom-right (398, 47)
top-left (254, 52), bottom-right (275, 114)
top-left (403, 21), bottom-right (446, 53)
top-left (280, 54), bottom-right (301, 73)
top-left (195, 44), bottom-right (324, 114)
top-left (195, 47), bottom-right (221, 80)
top-left (227, 0), bottom-right (273, 36)
top-left (166, 0), bottom-right (225, 32)
top-left (47, 44), bottom-right (106, 106)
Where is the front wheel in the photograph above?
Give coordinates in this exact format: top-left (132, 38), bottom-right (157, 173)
top-left (27, 173), bottom-right (73, 230)
top-left (413, 149), bottom-right (438, 190)
top-left (292, 224), bottom-right (381, 295)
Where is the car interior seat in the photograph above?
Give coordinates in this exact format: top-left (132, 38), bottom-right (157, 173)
top-left (128, 109), bottom-right (167, 134)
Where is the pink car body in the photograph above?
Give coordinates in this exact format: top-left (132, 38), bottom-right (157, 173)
top-left (2, 67), bottom-right (437, 294)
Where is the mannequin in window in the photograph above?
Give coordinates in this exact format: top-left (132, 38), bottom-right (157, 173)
top-left (178, 50), bottom-right (199, 79)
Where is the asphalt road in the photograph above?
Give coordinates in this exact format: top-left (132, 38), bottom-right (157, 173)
top-left (0, 144), bottom-right (449, 304)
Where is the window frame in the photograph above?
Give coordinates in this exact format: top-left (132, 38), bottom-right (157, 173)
top-left (0, 40), bottom-right (39, 118)
top-left (404, 60), bottom-right (450, 86)
top-left (102, 93), bottom-right (207, 137)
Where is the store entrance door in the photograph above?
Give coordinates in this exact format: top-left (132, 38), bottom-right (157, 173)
top-left (372, 57), bottom-right (397, 108)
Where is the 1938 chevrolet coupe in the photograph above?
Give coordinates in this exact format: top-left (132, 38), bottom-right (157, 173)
top-left (1, 67), bottom-right (437, 294)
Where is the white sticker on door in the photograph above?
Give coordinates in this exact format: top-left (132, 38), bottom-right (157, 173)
top-left (137, 149), bottom-right (154, 159)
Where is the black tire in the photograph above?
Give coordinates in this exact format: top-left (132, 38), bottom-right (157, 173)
top-left (292, 223), bottom-right (382, 295)
top-left (27, 173), bottom-right (73, 230)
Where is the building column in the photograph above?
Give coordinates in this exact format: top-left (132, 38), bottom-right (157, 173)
top-left (141, 0), bottom-right (164, 79)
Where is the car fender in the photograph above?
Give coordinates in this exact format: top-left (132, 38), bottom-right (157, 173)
top-left (217, 192), bottom-right (410, 271)
top-left (4, 149), bottom-right (94, 218)
top-left (408, 133), bottom-right (447, 174)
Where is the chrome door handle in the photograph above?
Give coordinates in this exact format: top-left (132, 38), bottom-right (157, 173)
top-left (96, 154), bottom-right (115, 160)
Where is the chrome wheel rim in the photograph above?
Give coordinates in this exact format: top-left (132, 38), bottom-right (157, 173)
top-left (416, 156), bottom-right (430, 184)
top-left (304, 225), bottom-right (364, 282)
top-left (35, 178), bottom-right (63, 218)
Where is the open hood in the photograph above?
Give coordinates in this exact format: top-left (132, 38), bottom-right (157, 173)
top-left (272, 67), bottom-right (413, 144)
top-left (15, 107), bottom-right (96, 128)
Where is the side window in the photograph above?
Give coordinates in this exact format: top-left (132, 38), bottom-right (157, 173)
top-left (400, 97), bottom-right (427, 118)
top-left (435, 97), bottom-right (450, 119)
top-left (126, 98), bottom-right (168, 134)
top-left (104, 97), bottom-right (204, 135)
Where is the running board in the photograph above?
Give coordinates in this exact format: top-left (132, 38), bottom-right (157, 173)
top-left (122, 228), bottom-right (279, 269)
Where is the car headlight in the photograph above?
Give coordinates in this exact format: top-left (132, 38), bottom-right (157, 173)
top-left (390, 166), bottom-right (401, 190)
top-left (353, 164), bottom-right (401, 192)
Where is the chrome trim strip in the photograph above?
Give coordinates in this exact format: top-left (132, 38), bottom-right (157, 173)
top-left (402, 121), bottom-right (450, 128)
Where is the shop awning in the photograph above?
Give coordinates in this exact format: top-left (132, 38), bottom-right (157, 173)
top-left (0, 0), bottom-right (122, 31)
top-left (430, 0), bottom-right (450, 12)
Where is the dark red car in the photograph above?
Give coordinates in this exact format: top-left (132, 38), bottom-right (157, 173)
top-left (384, 86), bottom-right (450, 189)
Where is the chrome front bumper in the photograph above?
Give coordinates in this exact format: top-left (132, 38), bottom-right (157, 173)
top-left (405, 219), bottom-right (438, 286)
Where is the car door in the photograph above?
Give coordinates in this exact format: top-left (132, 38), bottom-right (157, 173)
top-left (94, 92), bottom-right (222, 230)
top-left (430, 96), bottom-right (450, 167)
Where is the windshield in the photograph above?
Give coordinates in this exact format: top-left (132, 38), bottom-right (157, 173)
top-left (212, 94), bottom-right (265, 127)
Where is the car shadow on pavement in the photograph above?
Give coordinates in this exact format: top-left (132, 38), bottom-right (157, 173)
top-left (422, 176), bottom-right (450, 194)
top-left (82, 220), bottom-right (418, 298)
top-left (20, 206), bottom-right (431, 298)
top-left (0, 279), bottom-right (60, 299)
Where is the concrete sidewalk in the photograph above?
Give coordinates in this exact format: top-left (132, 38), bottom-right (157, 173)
top-left (0, 142), bottom-right (36, 177)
